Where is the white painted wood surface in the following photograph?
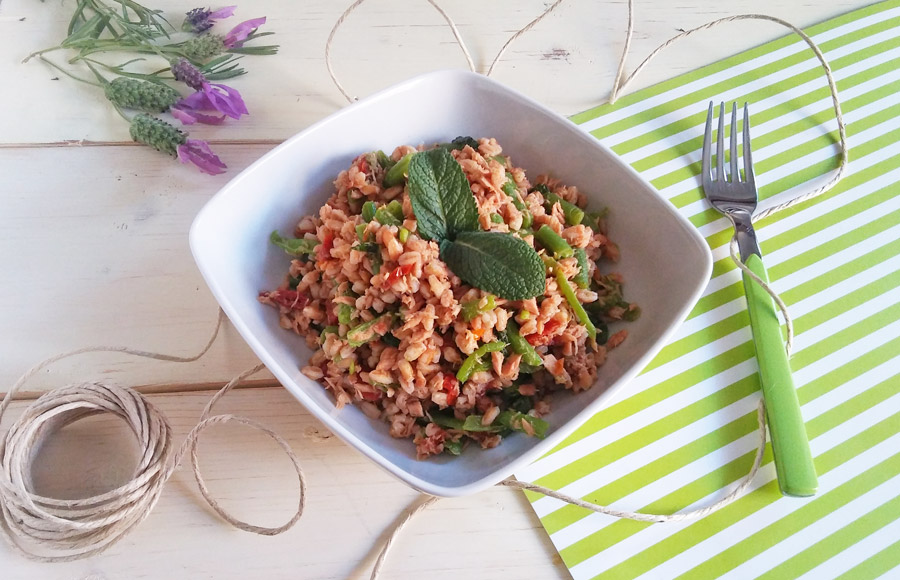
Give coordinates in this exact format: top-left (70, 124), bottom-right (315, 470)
top-left (0, 0), bottom-right (873, 578)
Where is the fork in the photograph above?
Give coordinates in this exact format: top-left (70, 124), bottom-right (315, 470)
top-left (702, 102), bottom-right (818, 497)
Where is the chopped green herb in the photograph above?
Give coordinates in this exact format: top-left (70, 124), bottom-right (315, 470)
top-left (380, 331), bottom-right (400, 347)
top-left (439, 136), bottom-right (480, 151)
top-left (492, 155), bottom-right (508, 166)
top-left (288, 275), bottom-right (301, 289)
top-left (356, 223), bottom-right (367, 241)
top-left (347, 313), bottom-right (393, 347)
top-left (443, 438), bottom-right (463, 455)
top-left (270, 230), bottom-right (320, 256)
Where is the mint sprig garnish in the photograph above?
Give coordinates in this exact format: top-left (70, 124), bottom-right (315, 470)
top-left (406, 145), bottom-right (546, 300)
top-left (407, 148), bottom-right (479, 241)
top-left (440, 232), bottom-right (546, 300)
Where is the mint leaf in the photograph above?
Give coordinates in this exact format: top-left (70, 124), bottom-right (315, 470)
top-left (270, 230), bottom-right (319, 256)
top-left (440, 231), bottom-right (545, 300)
top-left (407, 148), bottom-right (478, 242)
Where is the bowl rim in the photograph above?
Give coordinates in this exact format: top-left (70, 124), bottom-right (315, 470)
top-left (190, 68), bottom-right (713, 497)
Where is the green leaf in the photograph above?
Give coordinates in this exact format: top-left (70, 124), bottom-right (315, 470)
top-left (439, 136), bottom-right (480, 152)
top-left (439, 231), bottom-right (545, 300)
top-left (270, 230), bottom-right (319, 256)
top-left (407, 148), bottom-right (478, 242)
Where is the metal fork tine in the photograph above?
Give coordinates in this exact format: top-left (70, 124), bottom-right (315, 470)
top-left (730, 102), bottom-right (739, 182)
top-left (716, 102), bottom-right (725, 181)
top-left (702, 102), bottom-right (713, 187)
top-left (743, 102), bottom-right (755, 185)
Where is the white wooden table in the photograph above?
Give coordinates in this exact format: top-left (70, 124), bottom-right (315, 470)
top-left (0, 1), bottom-right (871, 578)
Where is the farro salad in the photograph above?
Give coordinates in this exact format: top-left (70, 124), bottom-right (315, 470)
top-left (260, 137), bottom-right (639, 459)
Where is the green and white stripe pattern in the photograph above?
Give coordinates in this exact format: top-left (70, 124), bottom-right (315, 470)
top-left (515, 1), bottom-right (900, 577)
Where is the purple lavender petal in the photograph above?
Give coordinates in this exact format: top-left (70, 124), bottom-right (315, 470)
top-left (171, 105), bottom-right (226, 125)
top-left (211, 83), bottom-right (248, 114)
top-left (177, 140), bottom-right (227, 175)
top-left (204, 83), bottom-right (248, 118)
top-left (170, 106), bottom-right (199, 125)
top-left (172, 93), bottom-right (227, 125)
top-left (208, 5), bottom-right (237, 20)
top-left (177, 90), bottom-right (213, 109)
top-left (223, 16), bottom-right (266, 48)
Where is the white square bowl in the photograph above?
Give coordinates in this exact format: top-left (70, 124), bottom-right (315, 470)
top-left (190, 70), bottom-right (712, 497)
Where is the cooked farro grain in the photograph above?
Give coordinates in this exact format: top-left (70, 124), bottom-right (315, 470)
top-left (260, 137), bottom-right (638, 459)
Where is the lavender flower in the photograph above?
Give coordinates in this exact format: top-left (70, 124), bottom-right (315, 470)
top-left (170, 58), bottom-right (248, 123)
top-left (182, 6), bottom-right (236, 33)
top-left (223, 17), bottom-right (266, 49)
top-left (178, 139), bottom-right (228, 175)
top-left (129, 113), bottom-right (226, 175)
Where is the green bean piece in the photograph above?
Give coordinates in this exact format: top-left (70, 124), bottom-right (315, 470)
top-left (382, 152), bottom-right (413, 187)
top-left (535, 225), bottom-right (574, 259)
top-left (337, 304), bottom-right (353, 325)
top-left (398, 227), bottom-right (410, 244)
top-left (490, 213), bottom-right (504, 224)
top-left (387, 199), bottom-right (404, 222)
top-left (502, 179), bottom-right (528, 211)
top-left (375, 150), bottom-right (394, 170)
top-left (460, 295), bottom-right (496, 322)
top-left (520, 211), bottom-right (533, 230)
top-left (361, 201), bottom-right (377, 222)
top-left (457, 341), bottom-right (507, 383)
top-left (573, 248), bottom-right (590, 289)
top-left (546, 192), bottom-right (585, 226)
top-left (319, 325), bottom-right (339, 344)
top-left (506, 320), bottom-right (543, 367)
top-left (356, 223), bottom-right (367, 241)
top-left (554, 267), bottom-right (596, 341)
top-left (374, 206), bottom-right (402, 226)
top-left (623, 304), bottom-right (642, 321)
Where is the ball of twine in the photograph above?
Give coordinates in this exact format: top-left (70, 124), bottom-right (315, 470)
top-left (0, 318), bottom-right (307, 563)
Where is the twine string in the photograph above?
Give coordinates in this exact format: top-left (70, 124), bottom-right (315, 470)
top-left (0, 311), bottom-right (307, 562)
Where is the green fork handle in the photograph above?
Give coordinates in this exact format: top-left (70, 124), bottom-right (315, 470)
top-left (743, 253), bottom-right (818, 497)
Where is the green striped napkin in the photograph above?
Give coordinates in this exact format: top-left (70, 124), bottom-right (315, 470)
top-left (515, 1), bottom-right (900, 578)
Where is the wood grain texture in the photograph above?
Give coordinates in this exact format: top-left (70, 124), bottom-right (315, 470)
top-left (0, 0), bottom-right (870, 144)
top-left (0, 387), bottom-right (569, 580)
top-left (0, 145), bottom-right (277, 391)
